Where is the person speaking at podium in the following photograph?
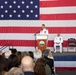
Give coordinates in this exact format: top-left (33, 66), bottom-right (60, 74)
top-left (40, 24), bottom-right (49, 35)
top-left (36, 24), bottom-right (49, 51)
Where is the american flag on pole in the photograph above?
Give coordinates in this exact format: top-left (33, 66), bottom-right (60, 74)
top-left (0, 0), bottom-right (76, 69)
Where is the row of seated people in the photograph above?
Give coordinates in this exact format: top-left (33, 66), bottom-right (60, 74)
top-left (0, 49), bottom-right (57, 75)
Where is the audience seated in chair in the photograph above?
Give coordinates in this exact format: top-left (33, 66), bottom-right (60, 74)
top-left (34, 49), bottom-right (51, 75)
top-left (42, 49), bottom-right (55, 75)
top-left (21, 51), bottom-right (30, 58)
top-left (33, 49), bottom-right (42, 61)
top-left (16, 51), bottom-right (23, 67)
top-left (21, 56), bottom-right (36, 75)
top-left (0, 55), bottom-right (8, 75)
top-left (29, 51), bottom-right (34, 59)
top-left (5, 50), bottom-right (12, 59)
top-left (9, 48), bottom-right (17, 54)
top-left (34, 57), bottom-right (52, 75)
top-left (7, 67), bottom-right (24, 75)
top-left (8, 54), bottom-right (19, 71)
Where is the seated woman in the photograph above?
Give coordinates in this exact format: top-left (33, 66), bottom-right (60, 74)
top-left (34, 58), bottom-right (52, 75)
top-left (42, 49), bottom-right (55, 75)
top-left (8, 54), bottom-right (19, 71)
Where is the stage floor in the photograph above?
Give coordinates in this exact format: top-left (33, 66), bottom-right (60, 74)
top-left (52, 52), bottom-right (76, 71)
top-left (52, 52), bottom-right (76, 56)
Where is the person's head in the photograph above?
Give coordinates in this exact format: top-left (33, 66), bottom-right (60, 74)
top-left (21, 56), bottom-right (34, 72)
top-left (34, 58), bottom-right (46, 75)
top-left (42, 49), bottom-right (49, 57)
top-left (5, 50), bottom-right (12, 59)
top-left (9, 48), bottom-right (17, 54)
top-left (34, 49), bottom-right (42, 60)
top-left (57, 33), bottom-right (60, 37)
top-left (48, 50), bottom-right (53, 58)
top-left (0, 55), bottom-right (8, 75)
top-left (7, 67), bottom-right (24, 75)
top-left (8, 54), bottom-right (19, 71)
top-left (16, 51), bottom-right (22, 66)
top-left (42, 24), bottom-right (45, 29)
top-left (28, 51), bottom-right (34, 59)
top-left (21, 51), bottom-right (30, 58)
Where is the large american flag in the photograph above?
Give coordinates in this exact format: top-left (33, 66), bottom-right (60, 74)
top-left (0, 0), bottom-right (76, 50)
top-left (0, 0), bottom-right (76, 69)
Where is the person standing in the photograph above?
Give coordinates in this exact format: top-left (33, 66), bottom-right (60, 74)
top-left (40, 24), bottom-right (49, 35)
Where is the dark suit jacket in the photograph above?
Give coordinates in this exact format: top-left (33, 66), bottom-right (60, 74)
top-left (24, 71), bottom-right (36, 75)
top-left (44, 56), bottom-right (54, 74)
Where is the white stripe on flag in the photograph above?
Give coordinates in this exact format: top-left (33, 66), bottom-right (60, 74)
top-left (0, 33), bottom-right (76, 40)
top-left (40, 6), bottom-right (76, 14)
top-left (55, 61), bottom-right (76, 67)
top-left (0, 20), bottom-right (76, 27)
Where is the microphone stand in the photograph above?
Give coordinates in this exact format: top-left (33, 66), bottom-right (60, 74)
top-left (34, 31), bottom-right (40, 50)
top-left (34, 34), bottom-right (36, 50)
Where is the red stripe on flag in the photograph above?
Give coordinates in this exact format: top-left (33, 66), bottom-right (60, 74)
top-left (40, 14), bottom-right (76, 20)
top-left (40, 0), bottom-right (76, 7)
top-left (0, 40), bottom-right (35, 46)
top-left (56, 67), bottom-right (76, 71)
top-left (0, 40), bottom-right (68, 47)
top-left (0, 27), bottom-right (76, 33)
top-left (48, 27), bottom-right (76, 33)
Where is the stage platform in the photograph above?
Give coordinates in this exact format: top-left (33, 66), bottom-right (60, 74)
top-left (52, 52), bottom-right (76, 56)
top-left (51, 52), bottom-right (76, 71)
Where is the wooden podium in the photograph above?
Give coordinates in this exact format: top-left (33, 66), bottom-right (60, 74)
top-left (36, 34), bottom-right (48, 51)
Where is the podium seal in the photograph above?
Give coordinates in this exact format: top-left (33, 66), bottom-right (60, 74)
top-left (39, 41), bottom-right (45, 47)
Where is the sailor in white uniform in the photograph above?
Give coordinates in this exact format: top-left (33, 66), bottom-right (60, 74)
top-left (40, 24), bottom-right (49, 47)
top-left (40, 24), bottom-right (48, 35)
top-left (54, 33), bottom-right (63, 53)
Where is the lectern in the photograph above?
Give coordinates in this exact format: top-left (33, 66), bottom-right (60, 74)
top-left (36, 34), bottom-right (48, 51)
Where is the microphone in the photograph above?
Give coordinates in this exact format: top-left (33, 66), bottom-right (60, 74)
top-left (34, 29), bottom-right (43, 35)
top-left (34, 31), bottom-right (39, 35)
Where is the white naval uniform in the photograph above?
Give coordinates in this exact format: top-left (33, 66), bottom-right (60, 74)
top-left (40, 28), bottom-right (48, 35)
top-left (40, 28), bottom-right (49, 47)
top-left (54, 36), bottom-right (63, 53)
